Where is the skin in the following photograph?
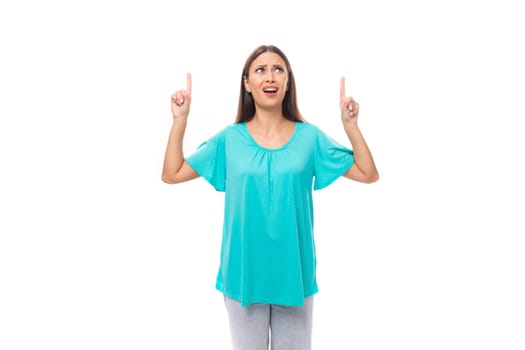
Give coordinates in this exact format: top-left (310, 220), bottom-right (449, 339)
top-left (242, 52), bottom-right (295, 149)
top-left (161, 73), bottom-right (198, 184)
top-left (339, 77), bottom-right (379, 183)
top-left (162, 53), bottom-right (379, 184)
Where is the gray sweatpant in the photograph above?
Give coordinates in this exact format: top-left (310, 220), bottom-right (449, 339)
top-left (224, 296), bottom-right (314, 350)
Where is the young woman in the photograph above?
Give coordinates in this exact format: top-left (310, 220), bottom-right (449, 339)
top-left (162, 45), bottom-right (379, 350)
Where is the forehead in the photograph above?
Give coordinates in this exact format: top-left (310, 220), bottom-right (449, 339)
top-left (250, 52), bottom-right (286, 67)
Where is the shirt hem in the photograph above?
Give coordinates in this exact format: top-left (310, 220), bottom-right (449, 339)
top-left (216, 286), bottom-right (318, 307)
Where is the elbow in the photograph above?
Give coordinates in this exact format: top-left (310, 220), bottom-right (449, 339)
top-left (344, 164), bottom-right (379, 184)
top-left (161, 173), bottom-right (176, 184)
top-left (364, 171), bottom-right (380, 184)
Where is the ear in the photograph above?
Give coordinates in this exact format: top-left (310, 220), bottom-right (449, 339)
top-left (243, 75), bottom-right (251, 93)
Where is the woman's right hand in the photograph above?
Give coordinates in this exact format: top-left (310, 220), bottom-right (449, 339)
top-left (170, 73), bottom-right (192, 120)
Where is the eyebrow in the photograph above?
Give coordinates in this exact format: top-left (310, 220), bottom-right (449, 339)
top-left (254, 64), bottom-right (284, 68)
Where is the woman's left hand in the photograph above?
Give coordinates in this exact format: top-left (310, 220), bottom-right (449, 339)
top-left (340, 77), bottom-right (359, 125)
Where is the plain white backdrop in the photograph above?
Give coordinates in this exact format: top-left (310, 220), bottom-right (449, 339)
top-left (1, 0), bottom-right (524, 349)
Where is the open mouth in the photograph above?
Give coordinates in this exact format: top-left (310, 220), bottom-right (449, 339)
top-left (263, 87), bottom-right (278, 95)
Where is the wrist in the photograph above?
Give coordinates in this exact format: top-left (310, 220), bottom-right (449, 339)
top-left (342, 120), bottom-right (358, 131)
top-left (172, 116), bottom-right (188, 125)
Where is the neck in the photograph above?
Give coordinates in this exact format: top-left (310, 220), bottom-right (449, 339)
top-left (252, 117), bottom-right (288, 135)
top-left (251, 109), bottom-right (287, 132)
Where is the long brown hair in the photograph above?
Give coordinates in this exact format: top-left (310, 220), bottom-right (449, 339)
top-left (235, 45), bottom-right (303, 123)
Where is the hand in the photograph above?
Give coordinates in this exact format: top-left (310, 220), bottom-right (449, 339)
top-left (171, 73), bottom-right (192, 120)
top-left (340, 77), bottom-right (359, 125)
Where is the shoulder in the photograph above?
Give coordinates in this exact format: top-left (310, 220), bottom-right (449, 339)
top-left (207, 123), bottom-right (239, 140)
top-left (206, 123), bottom-right (250, 149)
top-left (221, 123), bottom-right (249, 142)
top-left (297, 121), bottom-right (324, 138)
top-left (218, 123), bottom-right (244, 136)
top-left (299, 121), bottom-right (323, 131)
top-left (298, 122), bottom-right (344, 148)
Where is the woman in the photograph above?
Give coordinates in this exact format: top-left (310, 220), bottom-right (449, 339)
top-left (162, 45), bottom-right (378, 350)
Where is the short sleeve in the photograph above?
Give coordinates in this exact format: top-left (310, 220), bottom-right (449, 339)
top-left (185, 130), bottom-right (226, 192)
top-left (313, 128), bottom-right (354, 190)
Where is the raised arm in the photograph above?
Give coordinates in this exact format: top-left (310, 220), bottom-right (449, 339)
top-left (161, 73), bottom-right (200, 184)
top-left (339, 77), bottom-right (379, 183)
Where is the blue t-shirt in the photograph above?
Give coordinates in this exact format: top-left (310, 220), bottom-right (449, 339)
top-left (185, 121), bottom-right (354, 306)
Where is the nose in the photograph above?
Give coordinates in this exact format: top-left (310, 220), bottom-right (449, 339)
top-left (265, 70), bottom-right (275, 82)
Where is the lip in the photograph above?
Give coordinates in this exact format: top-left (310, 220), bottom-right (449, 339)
top-left (262, 85), bottom-right (279, 94)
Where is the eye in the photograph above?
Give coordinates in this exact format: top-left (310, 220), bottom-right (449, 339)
top-left (255, 67), bottom-right (264, 73)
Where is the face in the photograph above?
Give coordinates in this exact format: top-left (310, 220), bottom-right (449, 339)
top-left (244, 52), bottom-right (289, 109)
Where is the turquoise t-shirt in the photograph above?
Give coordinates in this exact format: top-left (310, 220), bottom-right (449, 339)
top-left (185, 121), bottom-right (354, 307)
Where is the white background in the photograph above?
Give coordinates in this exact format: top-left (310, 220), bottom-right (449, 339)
top-left (1, 0), bottom-right (524, 349)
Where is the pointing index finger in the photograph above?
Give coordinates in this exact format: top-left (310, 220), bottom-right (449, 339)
top-left (186, 73), bottom-right (192, 97)
top-left (340, 76), bottom-right (346, 99)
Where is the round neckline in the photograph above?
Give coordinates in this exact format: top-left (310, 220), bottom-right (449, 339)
top-left (241, 121), bottom-right (299, 151)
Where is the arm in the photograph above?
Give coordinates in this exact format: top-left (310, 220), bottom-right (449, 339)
top-left (161, 73), bottom-right (200, 184)
top-left (339, 77), bottom-right (379, 184)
